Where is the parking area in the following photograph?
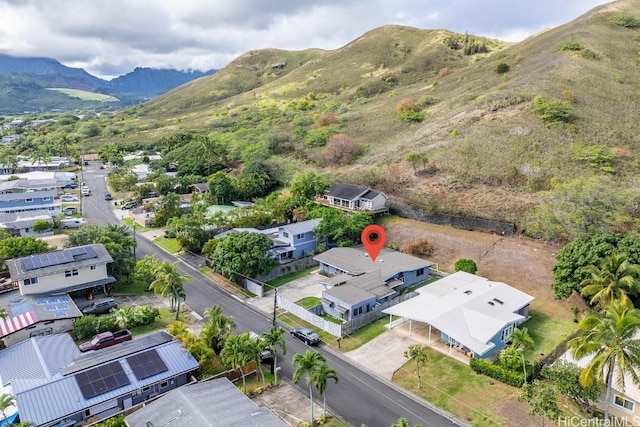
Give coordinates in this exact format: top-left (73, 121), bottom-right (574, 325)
top-left (248, 270), bottom-right (326, 314)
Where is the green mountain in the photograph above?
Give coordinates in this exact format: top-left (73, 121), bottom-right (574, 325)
top-left (61, 1), bottom-right (640, 234)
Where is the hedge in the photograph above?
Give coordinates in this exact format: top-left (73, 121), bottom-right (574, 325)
top-left (470, 357), bottom-right (525, 388)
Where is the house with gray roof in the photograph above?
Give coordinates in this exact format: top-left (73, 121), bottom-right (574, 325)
top-left (0, 292), bottom-right (83, 348)
top-left (382, 271), bottom-right (534, 360)
top-left (317, 183), bottom-right (388, 214)
top-left (124, 378), bottom-right (287, 427)
top-left (314, 247), bottom-right (434, 321)
top-left (10, 331), bottom-right (199, 427)
top-left (6, 243), bottom-right (115, 297)
top-left (0, 210), bottom-right (55, 237)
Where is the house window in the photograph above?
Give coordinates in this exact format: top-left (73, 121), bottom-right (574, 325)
top-left (24, 277), bottom-right (38, 285)
top-left (65, 269), bottom-right (79, 277)
top-left (141, 386), bottom-right (151, 392)
top-left (501, 324), bottom-right (514, 342)
top-left (354, 307), bottom-right (363, 316)
top-left (25, 198), bottom-right (33, 203)
top-left (614, 395), bottom-right (635, 412)
top-left (43, 196), bottom-right (51, 201)
top-left (282, 231), bottom-right (289, 238)
top-left (160, 381), bottom-right (169, 389)
top-left (416, 268), bottom-right (424, 276)
top-left (297, 233), bottom-right (305, 239)
top-left (90, 265), bottom-right (96, 270)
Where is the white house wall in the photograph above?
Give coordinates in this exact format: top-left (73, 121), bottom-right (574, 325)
top-left (2, 318), bottom-right (75, 347)
top-left (19, 264), bottom-right (109, 295)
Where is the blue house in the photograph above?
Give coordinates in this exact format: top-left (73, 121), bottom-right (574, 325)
top-left (3, 331), bottom-right (199, 426)
top-left (0, 179), bottom-right (61, 215)
top-left (314, 247), bottom-right (434, 321)
top-left (383, 271), bottom-right (534, 360)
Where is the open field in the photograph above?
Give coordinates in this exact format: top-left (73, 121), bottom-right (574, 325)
top-left (46, 88), bottom-right (120, 102)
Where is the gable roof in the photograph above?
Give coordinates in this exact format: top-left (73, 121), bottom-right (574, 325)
top-left (314, 246), bottom-right (433, 280)
top-left (124, 378), bottom-right (287, 427)
top-left (281, 218), bottom-right (322, 235)
top-left (324, 183), bottom-right (369, 200)
top-left (382, 271), bottom-right (534, 355)
top-left (324, 271), bottom-right (394, 305)
top-left (191, 182), bottom-right (209, 193)
top-left (14, 333), bottom-right (199, 426)
top-left (6, 243), bottom-right (113, 280)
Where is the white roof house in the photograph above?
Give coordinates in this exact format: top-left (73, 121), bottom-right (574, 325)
top-left (383, 271), bottom-right (534, 358)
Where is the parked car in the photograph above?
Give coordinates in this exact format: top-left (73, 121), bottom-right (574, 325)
top-left (121, 201), bottom-right (137, 210)
top-left (60, 194), bottom-right (79, 202)
top-left (290, 328), bottom-right (321, 345)
top-left (63, 182), bottom-right (78, 189)
top-left (63, 206), bottom-right (77, 216)
top-left (60, 218), bottom-right (84, 229)
top-left (79, 330), bottom-right (132, 352)
top-left (81, 298), bottom-right (117, 315)
top-left (249, 331), bottom-right (273, 363)
top-left (104, 193), bottom-right (113, 201)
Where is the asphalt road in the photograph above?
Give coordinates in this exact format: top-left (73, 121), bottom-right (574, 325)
top-left (80, 162), bottom-right (464, 427)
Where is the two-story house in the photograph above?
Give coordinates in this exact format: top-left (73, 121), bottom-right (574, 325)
top-left (0, 178), bottom-right (61, 215)
top-left (6, 244), bottom-right (115, 297)
top-left (317, 183), bottom-right (389, 214)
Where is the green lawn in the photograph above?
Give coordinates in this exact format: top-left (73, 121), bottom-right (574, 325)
top-left (130, 307), bottom-right (183, 336)
top-left (154, 236), bottom-right (182, 253)
top-left (296, 296), bottom-right (321, 309)
top-left (524, 308), bottom-right (578, 360)
top-left (266, 265), bottom-right (316, 288)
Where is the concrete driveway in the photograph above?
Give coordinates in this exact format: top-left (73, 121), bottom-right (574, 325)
top-left (249, 270), bottom-right (326, 314)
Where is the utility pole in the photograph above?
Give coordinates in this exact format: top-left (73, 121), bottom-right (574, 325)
top-left (132, 221), bottom-right (137, 259)
top-left (272, 287), bottom-right (278, 327)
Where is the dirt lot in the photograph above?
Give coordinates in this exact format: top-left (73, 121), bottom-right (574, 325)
top-left (380, 216), bottom-right (586, 426)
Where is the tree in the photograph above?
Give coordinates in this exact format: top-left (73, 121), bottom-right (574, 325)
top-left (541, 360), bottom-right (600, 415)
top-left (149, 261), bottom-right (190, 319)
top-left (312, 361), bottom-right (338, 421)
top-left (207, 231), bottom-right (276, 280)
top-left (308, 207), bottom-right (372, 247)
top-left (0, 392), bottom-right (15, 422)
top-left (262, 326), bottom-right (287, 382)
top-left (403, 344), bottom-right (428, 388)
top-left (206, 171), bottom-right (236, 205)
top-left (220, 333), bottom-right (253, 394)
top-left (405, 152), bottom-right (428, 175)
top-left (112, 306), bottom-right (135, 329)
top-left (32, 219), bottom-right (52, 233)
top-left (289, 171), bottom-right (330, 203)
top-left (153, 192), bottom-right (182, 227)
top-left (133, 255), bottom-right (162, 291)
top-left (569, 302), bottom-right (640, 420)
top-left (0, 236), bottom-right (51, 268)
top-left (518, 380), bottom-right (561, 427)
top-left (454, 258), bottom-right (477, 274)
top-left (167, 214), bottom-right (209, 252)
top-left (248, 335), bottom-right (267, 387)
top-left (292, 350), bottom-right (327, 426)
top-left (579, 252), bottom-right (640, 309)
top-left (508, 327), bottom-right (535, 382)
top-left (202, 305), bottom-right (236, 354)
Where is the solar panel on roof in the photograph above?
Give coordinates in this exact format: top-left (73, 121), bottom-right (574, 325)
top-left (54, 311), bottom-right (67, 317)
top-left (127, 349), bottom-right (168, 380)
top-left (21, 246), bottom-right (99, 271)
top-left (75, 361), bottom-right (130, 400)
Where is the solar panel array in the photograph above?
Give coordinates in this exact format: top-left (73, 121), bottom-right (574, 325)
top-left (22, 246), bottom-right (98, 271)
top-left (75, 361), bottom-right (130, 400)
top-left (127, 349), bottom-right (168, 380)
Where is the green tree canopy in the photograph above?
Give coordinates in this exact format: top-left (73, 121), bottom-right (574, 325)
top-left (207, 231), bottom-right (276, 280)
top-left (307, 206), bottom-right (372, 246)
top-left (289, 171), bottom-right (330, 203)
top-left (541, 359), bottom-right (600, 415)
top-left (579, 252), bottom-right (640, 308)
top-left (454, 258), bottom-right (477, 274)
top-left (0, 236), bottom-right (51, 270)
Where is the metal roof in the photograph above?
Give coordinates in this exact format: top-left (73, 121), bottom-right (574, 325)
top-left (14, 338), bottom-right (199, 426)
top-left (0, 293), bottom-right (83, 337)
top-left (0, 334), bottom-right (80, 387)
top-left (324, 183), bottom-right (369, 200)
top-left (0, 189), bottom-right (57, 202)
top-left (324, 271), bottom-right (393, 306)
top-left (125, 378), bottom-right (287, 427)
top-left (281, 218), bottom-right (321, 235)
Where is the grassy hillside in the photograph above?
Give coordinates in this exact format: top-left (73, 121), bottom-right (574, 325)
top-left (79, 0), bottom-right (640, 232)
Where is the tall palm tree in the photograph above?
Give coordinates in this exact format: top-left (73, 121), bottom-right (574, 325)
top-left (292, 350), bottom-right (326, 427)
top-left (202, 305), bottom-right (236, 354)
top-left (0, 392), bottom-right (15, 422)
top-left (569, 302), bottom-right (640, 420)
top-left (220, 333), bottom-right (253, 394)
top-left (248, 335), bottom-right (267, 387)
top-left (312, 361), bottom-right (338, 421)
top-left (508, 327), bottom-right (535, 383)
top-left (262, 326), bottom-right (287, 382)
top-left (579, 252), bottom-right (640, 309)
top-left (149, 262), bottom-right (190, 314)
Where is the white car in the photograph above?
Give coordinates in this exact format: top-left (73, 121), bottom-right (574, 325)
top-left (81, 187), bottom-right (90, 196)
top-left (60, 194), bottom-right (79, 202)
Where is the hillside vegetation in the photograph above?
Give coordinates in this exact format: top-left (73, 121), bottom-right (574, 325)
top-left (17, 0), bottom-right (640, 239)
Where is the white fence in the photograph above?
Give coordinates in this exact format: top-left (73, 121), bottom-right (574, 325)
top-left (277, 296), bottom-right (342, 337)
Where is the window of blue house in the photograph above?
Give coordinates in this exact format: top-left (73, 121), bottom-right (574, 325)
top-left (25, 198), bottom-right (33, 203)
top-left (297, 233), bottom-right (305, 239)
top-left (500, 324), bottom-right (514, 342)
top-left (416, 268), bottom-right (424, 276)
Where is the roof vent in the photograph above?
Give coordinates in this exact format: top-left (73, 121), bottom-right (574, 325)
top-left (487, 301), bottom-right (495, 306)
top-left (493, 298), bottom-right (504, 305)
top-left (464, 290), bottom-right (472, 295)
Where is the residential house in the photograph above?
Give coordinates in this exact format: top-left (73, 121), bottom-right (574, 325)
top-left (0, 292), bottom-right (83, 348)
top-left (2, 331), bottom-right (199, 426)
top-left (314, 247), bottom-right (434, 321)
top-left (215, 218), bottom-right (323, 263)
top-left (124, 378), bottom-right (287, 427)
top-left (317, 183), bottom-right (389, 214)
top-left (16, 155), bottom-right (70, 172)
top-left (191, 182), bottom-right (209, 195)
top-left (6, 243), bottom-right (115, 296)
top-left (0, 178), bottom-right (61, 215)
top-left (0, 210), bottom-right (54, 237)
top-left (382, 271), bottom-right (534, 360)
top-left (560, 344), bottom-right (640, 421)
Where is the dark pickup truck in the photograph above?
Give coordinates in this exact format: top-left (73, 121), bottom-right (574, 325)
top-left (79, 330), bottom-right (132, 352)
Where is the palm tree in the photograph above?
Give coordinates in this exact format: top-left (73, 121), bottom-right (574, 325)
top-left (220, 333), bottom-right (253, 394)
top-left (202, 305), bottom-right (236, 354)
top-left (579, 253), bottom-right (640, 309)
top-left (262, 326), bottom-right (287, 383)
top-left (403, 344), bottom-right (428, 389)
top-left (248, 335), bottom-right (267, 387)
top-left (508, 327), bottom-right (535, 383)
top-left (569, 302), bottom-right (640, 420)
top-left (112, 305), bottom-right (135, 329)
top-left (149, 262), bottom-right (190, 316)
top-left (0, 393), bottom-right (15, 422)
top-left (292, 350), bottom-right (327, 426)
top-left (312, 361), bottom-right (338, 422)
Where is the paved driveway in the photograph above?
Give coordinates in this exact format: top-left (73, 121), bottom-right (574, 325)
top-left (249, 270), bottom-right (326, 314)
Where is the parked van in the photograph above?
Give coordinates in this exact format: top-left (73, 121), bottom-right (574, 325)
top-left (60, 218), bottom-right (84, 229)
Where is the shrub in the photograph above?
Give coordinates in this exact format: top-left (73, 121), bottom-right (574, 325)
top-left (397, 110), bottom-right (425, 123)
top-left (558, 38), bottom-right (585, 51)
top-left (470, 357), bottom-right (525, 388)
top-left (313, 112), bottom-right (339, 128)
top-left (609, 12), bottom-right (640, 28)
top-left (321, 134), bottom-right (361, 165)
top-left (454, 259), bottom-right (478, 274)
top-left (405, 240), bottom-right (434, 257)
top-left (533, 96), bottom-right (572, 124)
top-left (73, 315), bottom-right (99, 340)
top-left (395, 98), bottom-right (418, 114)
top-left (495, 63), bottom-right (510, 74)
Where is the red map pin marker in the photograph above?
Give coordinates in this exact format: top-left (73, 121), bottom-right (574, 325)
top-left (361, 224), bottom-right (386, 262)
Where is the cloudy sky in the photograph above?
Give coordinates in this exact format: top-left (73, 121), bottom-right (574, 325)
top-left (0, 0), bottom-right (611, 80)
